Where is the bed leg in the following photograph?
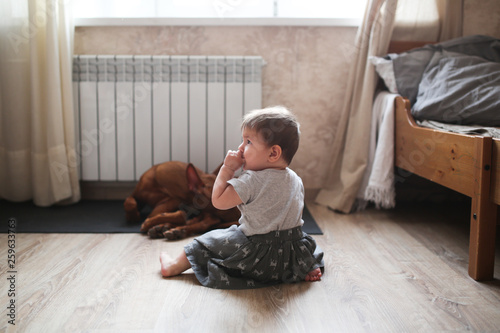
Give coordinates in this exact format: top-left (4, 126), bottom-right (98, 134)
top-left (469, 137), bottom-right (497, 281)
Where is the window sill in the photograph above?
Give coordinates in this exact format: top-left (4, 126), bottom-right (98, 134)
top-left (75, 17), bottom-right (361, 27)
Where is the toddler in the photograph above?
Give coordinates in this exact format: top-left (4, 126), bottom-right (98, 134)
top-left (160, 106), bottom-right (324, 289)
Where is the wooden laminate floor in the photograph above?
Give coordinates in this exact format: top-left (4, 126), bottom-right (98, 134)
top-left (1, 200), bottom-right (500, 332)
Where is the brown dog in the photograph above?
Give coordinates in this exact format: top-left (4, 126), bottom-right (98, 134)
top-left (124, 161), bottom-right (240, 240)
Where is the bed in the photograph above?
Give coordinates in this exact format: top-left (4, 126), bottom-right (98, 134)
top-left (377, 36), bottom-right (500, 281)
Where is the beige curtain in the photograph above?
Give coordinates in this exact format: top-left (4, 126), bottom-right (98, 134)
top-left (315, 0), bottom-right (398, 213)
top-left (316, 0), bottom-right (463, 213)
top-left (0, 0), bottom-right (80, 206)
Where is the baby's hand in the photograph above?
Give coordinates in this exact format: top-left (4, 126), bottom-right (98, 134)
top-left (224, 150), bottom-right (244, 171)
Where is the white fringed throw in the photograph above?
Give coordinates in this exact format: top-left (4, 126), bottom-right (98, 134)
top-left (356, 91), bottom-right (399, 210)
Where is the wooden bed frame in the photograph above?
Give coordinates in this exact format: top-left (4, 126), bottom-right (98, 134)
top-left (389, 41), bottom-right (498, 281)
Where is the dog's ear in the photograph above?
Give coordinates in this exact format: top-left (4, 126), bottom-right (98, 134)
top-left (186, 163), bottom-right (204, 192)
top-left (212, 162), bottom-right (224, 175)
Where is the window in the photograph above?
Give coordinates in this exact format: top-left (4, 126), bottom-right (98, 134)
top-left (73, 0), bottom-right (367, 26)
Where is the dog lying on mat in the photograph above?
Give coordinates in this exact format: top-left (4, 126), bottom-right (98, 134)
top-left (124, 161), bottom-right (240, 240)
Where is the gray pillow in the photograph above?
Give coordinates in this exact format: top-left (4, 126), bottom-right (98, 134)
top-left (389, 35), bottom-right (500, 105)
top-left (412, 51), bottom-right (500, 125)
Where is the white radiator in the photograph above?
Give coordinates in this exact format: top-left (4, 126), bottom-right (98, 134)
top-left (72, 55), bottom-right (264, 181)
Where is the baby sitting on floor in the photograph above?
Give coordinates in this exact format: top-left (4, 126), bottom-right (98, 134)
top-left (160, 106), bottom-right (324, 289)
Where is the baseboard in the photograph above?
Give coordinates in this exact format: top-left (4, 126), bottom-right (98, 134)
top-left (80, 181), bottom-right (137, 200)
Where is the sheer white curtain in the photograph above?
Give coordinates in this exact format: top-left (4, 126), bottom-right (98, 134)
top-left (0, 0), bottom-right (80, 206)
top-left (315, 0), bottom-right (463, 213)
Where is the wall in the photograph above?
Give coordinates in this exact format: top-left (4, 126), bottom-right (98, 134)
top-left (73, 3), bottom-right (500, 191)
top-left (463, 0), bottom-right (500, 38)
top-left (74, 26), bottom-right (357, 189)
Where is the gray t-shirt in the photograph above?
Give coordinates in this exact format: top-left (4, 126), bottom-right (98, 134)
top-left (227, 168), bottom-right (304, 236)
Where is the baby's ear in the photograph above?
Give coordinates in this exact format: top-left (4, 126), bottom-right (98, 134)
top-left (268, 145), bottom-right (282, 162)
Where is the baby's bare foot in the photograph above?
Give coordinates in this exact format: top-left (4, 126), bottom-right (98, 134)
top-left (160, 252), bottom-right (181, 277)
top-left (304, 268), bottom-right (322, 282)
top-left (160, 251), bottom-right (191, 277)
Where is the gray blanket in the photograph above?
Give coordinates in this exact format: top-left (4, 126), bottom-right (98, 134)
top-left (389, 35), bottom-right (500, 126)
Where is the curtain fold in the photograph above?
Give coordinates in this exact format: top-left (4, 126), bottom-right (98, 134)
top-left (0, 0), bottom-right (80, 206)
top-left (315, 0), bottom-right (398, 213)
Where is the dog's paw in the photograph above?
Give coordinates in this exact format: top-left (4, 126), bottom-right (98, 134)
top-left (141, 217), bottom-right (160, 233)
top-left (148, 224), bottom-right (170, 239)
top-left (140, 219), bottom-right (150, 233)
top-left (163, 227), bottom-right (186, 240)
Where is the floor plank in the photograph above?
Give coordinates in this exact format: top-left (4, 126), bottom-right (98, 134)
top-left (1, 200), bottom-right (500, 332)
